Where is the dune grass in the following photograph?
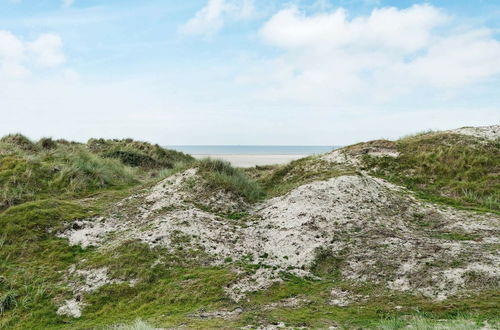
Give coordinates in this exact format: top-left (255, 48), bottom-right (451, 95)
top-left (88, 138), bottom-right (193, 169)
top-left (362, 132), bottom-right (500, 213)
top-left (0, 134), bottom-right (195, 210)
top-left (196, 158), bottom-right (265, 202)
top-left (0, 147), bottom-right (138, 209)
top-left (0, 132), bottom-right (498, 329)
top-left (256, 156), bottom-right (356, 197)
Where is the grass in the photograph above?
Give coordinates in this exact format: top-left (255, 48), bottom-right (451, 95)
top-left (256, 156), bottom-right (356, 197)
top-left (88, 138), bottom-right (193, 169)
top-left (432, 232), bottom-right (479, 241)
top-left (0, 196), bottom-right (233, 329)
top-left (1, 194), bottom-right (498, 328)
top-left (235, 272), bottom-right (499, 329)
top-left (0, 134), bottom-right (195, 210)
top-left (0, 199), bottom-right (93, 329)
top-left (361, 132), bottom-right (500, 213)
top-left (196, 158), bottom-right (265, 202)
top-left (375, 314), bottom-right (496, 329)
top-left (0, 131), bottom-right (499, 328)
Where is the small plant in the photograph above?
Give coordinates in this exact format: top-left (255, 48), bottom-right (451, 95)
top-left (0, 290), bottom-right (18, 314)
top-left (310, 247), bottom-right (344, 279)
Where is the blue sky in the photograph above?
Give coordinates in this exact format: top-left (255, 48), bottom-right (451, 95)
top-left (1, 0), bottom-right (499, 145)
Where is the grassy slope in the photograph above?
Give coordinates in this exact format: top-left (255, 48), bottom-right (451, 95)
top-left (359, 132), bottom-right (500, 213)
top-left (249, 156), bottom-right (356, 197)
top-left (0, 134), bottom-right (193, 209)
top-left (0, 132), bottom-right (499, 329)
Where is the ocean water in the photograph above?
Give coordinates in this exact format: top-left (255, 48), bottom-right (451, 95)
top-left (167, 145), bottom-right (339, 155)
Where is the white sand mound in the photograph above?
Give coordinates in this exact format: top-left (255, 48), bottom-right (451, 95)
top-left (58, 169), bottom-right (499, 304)
top-left (448, 125), bottom-right (500, 141)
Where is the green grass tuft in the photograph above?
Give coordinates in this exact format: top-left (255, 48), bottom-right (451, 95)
top-left (197, 158), bottom-right (265, 202)
top-left (38, 137), bottom-right (58, 150)
top-left (0, 290), bottom-right (18, 314)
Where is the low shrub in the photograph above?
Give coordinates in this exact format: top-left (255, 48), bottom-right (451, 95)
top-left (38, 137), bottom-right (57, 150)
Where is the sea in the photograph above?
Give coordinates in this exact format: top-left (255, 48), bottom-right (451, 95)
top-left (166, 145), bottom-right (338, 155)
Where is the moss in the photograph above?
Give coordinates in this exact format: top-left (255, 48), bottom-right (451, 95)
top-left (432, 232), bottom-right (479, 241)
top-left (238, 278), bottom-right (499, 329)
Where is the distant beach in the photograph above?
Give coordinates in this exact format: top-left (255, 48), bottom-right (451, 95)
top-left (167, 146), bottom-right (339, 167)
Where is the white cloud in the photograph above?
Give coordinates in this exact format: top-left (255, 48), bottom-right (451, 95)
top-left (62, 0), bottom-right (74, 8)
top-left (28, 34), bottom-right (66, 67)
top-left (255, 4), bottom-right (500, 103)
top-left (0, 30), bottom-right (25, 60)
top-left (396, 29), bottom-right (500, 88)
top-left (0, 31), bottom-right (66, 78)
top-left (180, 0), bottom-right (254, 36)
top-left (262, 5), bottom-right (446, 52)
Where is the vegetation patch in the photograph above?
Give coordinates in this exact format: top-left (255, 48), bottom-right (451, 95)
top-left (0, 134), bottom-right (194, 210)
top-left (310, 247), bottom-right (345, 279)
top-left (102, 150), bottom-right (161, 168)
top-left (432, 232), bottom-right (479, 241)
top-left (240, 276), bottom-right (499, 329)
top-left (87, 138), bottom-right (193, 168)
top-left (361, 132), bottom-right (500, 212)
top-left (196, 158), bottom-right (265, 202)
top-left (257, 156), bottom-right (356, 197)
top-left (1, 129), bottom-right (498, 329)
top-left (0, 133), bottom-right (38, 151)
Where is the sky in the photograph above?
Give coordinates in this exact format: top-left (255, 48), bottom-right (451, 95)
top-left (0, 0), bottom-right (499, 145)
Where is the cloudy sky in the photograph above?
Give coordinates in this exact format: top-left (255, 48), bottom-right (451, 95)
top-left (1, 0), bottom-right (499, 145)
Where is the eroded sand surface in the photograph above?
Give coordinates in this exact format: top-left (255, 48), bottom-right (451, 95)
top-left (58, 169), bottom-right (499, 309)
top-left (448, 125), bottom-right (500, 141)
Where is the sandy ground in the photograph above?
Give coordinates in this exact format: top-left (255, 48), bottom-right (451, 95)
top-left (192, 154), bottom-right (307, 167)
